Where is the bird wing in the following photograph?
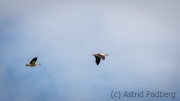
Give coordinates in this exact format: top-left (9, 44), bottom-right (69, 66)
top-left (101, 56), bottom-right (105, 60)
top-left (30, 57), bottom-right (37, 65)
top-left (95, 56), bottom-right (101, 65)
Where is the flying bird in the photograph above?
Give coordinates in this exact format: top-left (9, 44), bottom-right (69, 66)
top-left (93, 53), bottom-right (109, 65)
top-left (26, 57), bottom-right (41, 67)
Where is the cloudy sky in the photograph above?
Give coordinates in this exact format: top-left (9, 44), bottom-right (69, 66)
top-left (0, 0), bottom-right (180, 101)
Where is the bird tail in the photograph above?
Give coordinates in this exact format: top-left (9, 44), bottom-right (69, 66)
top-left (105, 54), bottom-right (109, 56)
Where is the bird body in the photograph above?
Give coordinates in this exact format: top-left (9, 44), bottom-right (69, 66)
top-left (93, 53), bottom-right (109, 65)
top-left (26, 57), bottom-right (41, 67)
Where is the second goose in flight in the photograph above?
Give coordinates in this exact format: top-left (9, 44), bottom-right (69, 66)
top-left (93, 53), bottom-right (109, 65)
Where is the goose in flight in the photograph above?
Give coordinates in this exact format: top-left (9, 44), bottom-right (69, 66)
top-left (93, 53), bottom-right (109, 65)
top-left (26, 57), bottom-right (41, 67)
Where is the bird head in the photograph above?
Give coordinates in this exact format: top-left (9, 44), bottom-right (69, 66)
top-left (26, 64), bottom-right (30, 66)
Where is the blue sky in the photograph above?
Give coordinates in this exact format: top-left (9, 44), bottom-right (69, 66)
top-left (0, 0), bottom-right (180, 101)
